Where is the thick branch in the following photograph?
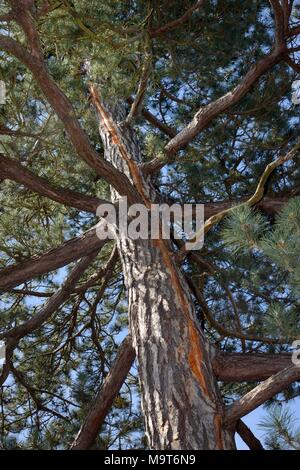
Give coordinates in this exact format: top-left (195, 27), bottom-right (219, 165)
top-left (236, 420), bottom-right (264, 450)
top-left (165, 48), bottom-right (285, 155)
top-left (204, 196), bottom-right (289, 219)
top-left (213, 351), bottom-right (294, 382)
top-left (162, 28), bottom-right (287, 156)
top-left (0, 254), bottom-right (96, 341)
top-left (70, 335), bottom-right (135, 450)
top-left (0, 153), bottom-right (107, 213)
top-left (0, 223), bottom-right (108, 292)
top-left (225, 365), bottom-right (300, 426)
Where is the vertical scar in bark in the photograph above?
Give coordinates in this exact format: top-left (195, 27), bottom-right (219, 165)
top-left (214, 414), bottom-right (224, 450)
top-left (188, 321), bottom-right (210, 398)
top-left (90, 84), bottom-right (211, 399)
top-left (89, 85), bottom-right (149, 203)
top-left (153, 238), bottom-right (210, 398)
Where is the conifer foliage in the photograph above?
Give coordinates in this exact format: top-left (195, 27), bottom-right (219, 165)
top-left (0, 0), bottom-right (299, 450)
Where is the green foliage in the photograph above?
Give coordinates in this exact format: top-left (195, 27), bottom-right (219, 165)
top-left (222, 205), bottom-right (269, 254)
top-left (0, 0), bottom-right (300, 450)
top-left (259, 406), bottom-right (300, 450)
top-left (222, 198), bottom-right (300, 300)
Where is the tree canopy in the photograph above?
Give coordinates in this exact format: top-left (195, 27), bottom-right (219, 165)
top-left (0, 0), bottom-right (299, 450)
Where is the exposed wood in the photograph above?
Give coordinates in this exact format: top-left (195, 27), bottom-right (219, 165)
top-left (0, 2), bottom-right (140, 203)
top-left (91, 89), bottom-right (235, 450)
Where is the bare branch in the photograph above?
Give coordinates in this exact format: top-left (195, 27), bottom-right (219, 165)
top-left (0, 253), bottom-right (98, 385)
top-left (70, 335), bottom-right (135, 450)
top-left (224, 365), bottom-right (300, 427)
top-left (11, 365), bottom-right (67, 421)
top-left (74, 244), bottom-right (118, 294)
top-left (9, 289), bottom-right (52, 297)
top-left (186, 276), bottom-right (292, 345)
top-left (126, 35), bottom-right (152, 124)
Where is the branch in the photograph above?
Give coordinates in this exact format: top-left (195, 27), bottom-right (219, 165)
top-left (269, 0), bottom-right (285, 46)
top-left (0, 253), bottom-right (98, 385)
top-left (126, 35), bottom-right (152, 124)
top-left (179, 142), bottom-right (299, 257)
top-left (127, 97), bottom-right (176, 137)
top-left (0, 253), bottom-right (97, 342)
top-left (10, 288), bottom-right (52, 297)
top-left (186, 276), bottom-right (292, 345)
top-left (285, 55), bottom-right (300, 72)
top-left (149, 0), bottom-right (205, 38)
top-left (281, 0), bottom-right (293, 34)
top-left (11, 365), bottom-right (67, 421)
top-left (74, 244), bottom-right (118, 294)
top-left (70, 334), bottom-right (135, 450)
top-left (213, 351), bottom-right (295, 382)
top-left (0, 13), bottom-right (14, 22)
top-left (236, 420), bottom-right (264, 450)
top-left (288, 25), bottom-right (300, 37)
top-left (203, 196), bottom-right (289, 219)
top-left (0, 124), bottom-right (49, 138)
top-left (0, 153), bottom-right (107, 213)
top-left (0, 223), bottom-right (108, 292)
top-left (0, 4), bottom-right (139, 203)
top-left (224, 365), bottom-right (300, 427)
top-left (143, 45), bottom-right (289, 173)
top-left (164, 45), bottom-right (286, 155)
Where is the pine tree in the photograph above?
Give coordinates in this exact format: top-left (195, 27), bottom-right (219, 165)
top-left (0, 0), bottom-right (299, 450)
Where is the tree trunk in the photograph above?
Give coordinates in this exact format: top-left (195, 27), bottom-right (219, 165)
top-left (92, 88), bottom-right (235, 450)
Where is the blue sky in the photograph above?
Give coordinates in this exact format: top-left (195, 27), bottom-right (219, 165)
top-left (235, 399), bottom-right (300, 450)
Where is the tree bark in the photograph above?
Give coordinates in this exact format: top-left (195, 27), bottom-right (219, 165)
top-left (213, 351), bottom-right (295, 382)
top-left (91, 88), bottom-right (235, 450)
